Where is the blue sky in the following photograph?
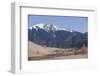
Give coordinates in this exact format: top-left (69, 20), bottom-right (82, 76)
top-left (28, 15), bottom-right (88, 33)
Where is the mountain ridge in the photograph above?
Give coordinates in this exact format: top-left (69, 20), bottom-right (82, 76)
top-left (28, 24), bottom-right (88, 48)
top-left (29, 23), bottom-right (73, 32)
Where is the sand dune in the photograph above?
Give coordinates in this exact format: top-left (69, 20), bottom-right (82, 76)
top-left (28, 41), bottom-right (50, 57)
top-left (28, 41), bottom-right (88, 60)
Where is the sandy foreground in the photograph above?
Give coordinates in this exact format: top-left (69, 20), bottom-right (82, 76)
top-left (28, 41), bottom-right (88, 60)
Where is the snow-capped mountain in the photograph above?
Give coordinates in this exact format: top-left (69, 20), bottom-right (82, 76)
top-left (28, 24), bottom-right (88, 48)
top-left (29, 23), bottom-right (73, 32)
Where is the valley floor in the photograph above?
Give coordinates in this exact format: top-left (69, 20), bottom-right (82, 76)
top-left (28, 41), bottom-right (88, 61)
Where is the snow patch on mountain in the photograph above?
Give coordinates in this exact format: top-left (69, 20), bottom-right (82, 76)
top-left (29, 23), bottom-right (73, 32)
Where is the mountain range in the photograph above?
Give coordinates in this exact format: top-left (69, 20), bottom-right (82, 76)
top-left (28, 24), bottom-right (88, 48)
